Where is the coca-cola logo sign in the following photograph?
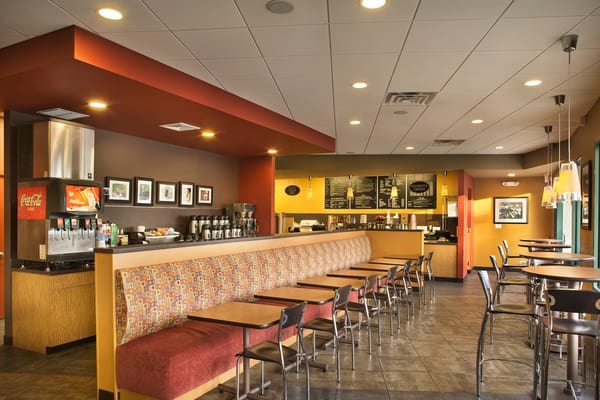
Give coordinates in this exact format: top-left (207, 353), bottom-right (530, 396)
top-left (17, 186), bottom-right (46, 220)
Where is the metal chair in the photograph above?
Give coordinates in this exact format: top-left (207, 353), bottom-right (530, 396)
top-left (498, 244), bottom-right (526, 272)
top-left (408, 255), bottom-right (426, 308)
top-left (303, 285), bottom-right (355, 382)
top-left (393, 260), bottom-right (414, 320)
top-left (347, 274), bottom-right (382, 354)
top-left (503, 239), bottom-right (522, 259)
top-left (489, 254), bottom-right (535, 304)
top-left (536, 288), bottom-right (600, 400)
top-left (476, 270), bottom-right (539, 398)
top-left (235, 302), bottom-right (310, 400)
top-left (373, 266), bottom-right (399, 335)
top-left (423, 251), bottom-right (435, 302)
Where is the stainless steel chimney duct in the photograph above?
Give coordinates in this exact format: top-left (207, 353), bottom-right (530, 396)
top-left (33, 119), bottom-right (95, 180)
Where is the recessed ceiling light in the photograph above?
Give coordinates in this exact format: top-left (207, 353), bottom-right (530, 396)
top-left (89, 101), bottom-right (107, 109)
top-left (405, 146), bottom-right (414, 150)
top-left (160, 122), bottom-right (201, 132)
top-left (507, 172), bottom-right (516, 177)
top-left (471, 119), bottom-right (483, 124)
top-left (201, 131), bottom-right (215, 138)
top-left (352, 82), bottom-right (368, 89)
top-left (349, 120), bottom-right (361, 125)
top-left (98, 8), bottom-right (123, 20)
top-left (267, 148), bottom-right (278, 155)
top-left (495, 146), bottom-right (504, 150)
top-left (524, 79), bottom-right (542, 87)
top-left (266, 0), bottom-right (294, 14)
top-left (359, 0), bottom-right (386, 9)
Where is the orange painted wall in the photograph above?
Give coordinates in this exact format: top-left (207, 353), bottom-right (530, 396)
top-left (1, 116), bottom-right (4, 318)
top-left (472, 177), bottom-right (554, 268)
top-left (238, 156), bottom-right (275, 236)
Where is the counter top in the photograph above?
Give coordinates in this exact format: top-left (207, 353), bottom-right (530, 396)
top-left (424, 241), bottom-right (457, 246)
top-left (12, 265), bottom-right (94, 275)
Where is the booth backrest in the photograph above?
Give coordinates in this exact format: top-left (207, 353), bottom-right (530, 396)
top-left (115, 236), bottom-right (371, 345)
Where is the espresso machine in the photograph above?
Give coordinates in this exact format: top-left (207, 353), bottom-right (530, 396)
top-left (17, 178), bottom-right (102, 269)
top-left (229, 203), bottom-right (257, 237)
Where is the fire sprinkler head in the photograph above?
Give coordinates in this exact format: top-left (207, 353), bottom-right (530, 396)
top-left (561, 34), bottom-right (578, 53)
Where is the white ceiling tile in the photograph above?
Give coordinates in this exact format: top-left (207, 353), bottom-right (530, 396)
top-left (404, 20), bottom-right (495, 53)
top-left (236, 0), bottom-right (327, 26)
top-left (221, 78), bottom-right (289, 116)
top-left (166, 59), bottom-right (222, 87)
top-left (571, 15), bottom-right (600, 49)
top-left (101, 31), bottom-right (192, 61)
top-left (388, 52), bottom-right (467, 92)
top-left (53, 0), bottom-right (165, 32)
top-left (332, 53), bottom-right (398, 87)
top-left (144, 0), bottom-right (245, 30)
top-left (175, 28), bottom-right (260, 59)
top-left (266, 55), bottom-right (331, 79)
top-left (251, 25), bottom-right (329, 57)
top-left (0, 0), bottom-right (83, 35)
top-left (416, 0), bottom-right (512, 20)
top-left (477, 17), bottom-right (584, 51)
top-left (0, 26), bottom-right (26, 47)
top-left (329, 0), bottom-right (419, 23)
top-left (202, 58), bottom-right (270, 80)
top-left (330, 22), bottom-right (410, 54)
top-left (505, 0), bottom-right (600, 18)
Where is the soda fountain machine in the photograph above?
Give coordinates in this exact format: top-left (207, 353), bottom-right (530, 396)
top-left (17, 178), bottom-right (102, 270)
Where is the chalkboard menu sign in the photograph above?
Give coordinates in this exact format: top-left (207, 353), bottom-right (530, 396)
top-left (406, 174), bottom-right (437, 209)
top-left (325, 176), bottom-right (377, 209)
top-left (377, 176), bottom-right (406, 209)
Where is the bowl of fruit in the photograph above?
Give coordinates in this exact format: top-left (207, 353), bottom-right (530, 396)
top-left (144, 227), bottom-right (180, 243)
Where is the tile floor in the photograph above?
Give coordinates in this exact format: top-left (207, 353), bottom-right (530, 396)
top-left (0, 272), bottom-right (593, 399)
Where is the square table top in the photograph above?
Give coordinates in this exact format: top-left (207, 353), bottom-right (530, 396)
top-left (327, 269), bottom-right (386, 279)
top-left (188, 301), bottom-right (284, 329)
top-left (253, 286), bottom-right (335, 304)
top-left (351, 262), bottom-right (398, 272)
top-left (297, 276), bottom-right (365, 290)
top-left (369, 257), bottom-right (412, 265)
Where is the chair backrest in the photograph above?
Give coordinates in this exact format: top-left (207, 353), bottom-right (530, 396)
top-left (497, 244), bottom-right (508, 265)
top-left (425, 251), bottom-right (434, 275)
top-left (333, 284), bottom-right (352, 313)
top-left (280, 301), bottom-right (307, 331)
top-left (488, 254), bottom-right (502, 280)
top-left (502, 239), bottom-right (510, 254)
top-left (546, 288), bottom-right (600, 315)
top-left (477, 270), bottom-right (493, 310)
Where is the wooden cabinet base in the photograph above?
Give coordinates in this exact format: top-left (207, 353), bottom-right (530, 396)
top-left (12, 270), bottom-right (95, 353)
top-left (424, 244), bottom-right (457, 278)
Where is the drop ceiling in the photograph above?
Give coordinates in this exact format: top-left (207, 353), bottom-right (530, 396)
top-left (1, 0), bottom-right (599, 159)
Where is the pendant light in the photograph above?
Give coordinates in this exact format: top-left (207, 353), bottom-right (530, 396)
top-left (346, 174), bottom-right (354, 200)
top-left (541, 125), bottom-right (556, 208)
top-left (555, 34), bottom-right (582, 202)
top-left (390, 173), bottom-right (398, 199)
top-left (441, 171), bottom-right (449, 197)
top-left (551, 94), bottom-right (565, 204)
top-left (307, 176), bottom-right (313, 199)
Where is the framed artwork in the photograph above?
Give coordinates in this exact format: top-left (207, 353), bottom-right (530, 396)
top-left (179, 181), bottom-right (195, 207)
top-left (581, 160), bottom-right (591, 230)
top-left (196, 185), bottom-right (213, 206)
top-left (134, 177), bottom-right (154, 206)
top-left (156, 181), bottom-right (177, 204)
top-left (105, 177), bottom-right (131, 203)
top-left (493, 197), bottom-right (528, 224)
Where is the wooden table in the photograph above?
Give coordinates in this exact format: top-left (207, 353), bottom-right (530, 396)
top-left (518, 242), bottom-right (572, 251)
top-left (351, 262), bottom-right (399, 272)
top-left (380, 254), bottom-right (420, 261)
top-left (519, 238), bottom-right (564, 244)
top-left (520, 251), bottom-right (594, 265)
top-left (188, 302), bottom-right (284, 399)
top-left (523, 265), bottom-right (600, 395)
top-left (297, 276), bottom-right (365, 290)
top-left (253, 286), bottom-right (334, 305)
top-left (369, 257), bottom-right (412, 265)
top-left (326, 269), bottom-right (386, 280)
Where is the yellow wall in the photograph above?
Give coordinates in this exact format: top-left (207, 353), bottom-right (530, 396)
top-left (472, 177), bottom-right (554, 267)
top-left (275, 171), bottom-right (459, 216)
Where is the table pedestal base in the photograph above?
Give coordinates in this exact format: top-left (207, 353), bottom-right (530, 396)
top-left (218, 380), bottom-right (272, 400)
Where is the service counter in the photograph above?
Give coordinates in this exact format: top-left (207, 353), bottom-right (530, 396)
top-left (424, 241), bottom-right (458, 279)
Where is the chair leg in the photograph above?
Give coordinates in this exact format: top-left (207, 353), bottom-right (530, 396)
top-left (335, 336), bottom-right (341, 383)
top-left (476, 311), bottom-right (489, 398)
top-left (235, 356), bottom-right (242, 400)
top-left (260, 361), bottom-right (265, 395)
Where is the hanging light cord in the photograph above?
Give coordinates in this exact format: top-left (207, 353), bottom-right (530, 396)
top-left (567, 49), bottom-right (572, 162)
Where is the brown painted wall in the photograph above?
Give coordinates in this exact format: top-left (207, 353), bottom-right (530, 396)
top-left (95, 129), bottom-right (239, 234)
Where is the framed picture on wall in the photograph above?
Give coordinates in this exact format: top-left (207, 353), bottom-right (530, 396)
top-left (196, 185), bottom-right (213, 206)
top-left (156, 181), bottom-right (177, 205)
top-left (493, 197), bottom-right (528, 224)
top-left (105, 177), bottom-right (131, 203)
top-left (179, 181), bottom-right (194, 207)
top-left (581, 160), bottom-right (591, 230)
top-left (134, 177), bottom-right (154, 206)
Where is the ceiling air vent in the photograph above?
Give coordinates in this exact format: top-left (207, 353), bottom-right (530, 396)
top-left (433, 139), bottom-right (465, 146)
top-left (384, 92), bottom-right (437, 106)
top-left (37, 108), bottom-right (89, 120)
top-left (159, 122), bottom-right (201, 132)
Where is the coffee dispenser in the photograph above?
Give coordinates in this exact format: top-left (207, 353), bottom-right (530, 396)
top-left (228, 203), bottom-right (257, 237)
top-left (17, 178), bottom-right (102, 266)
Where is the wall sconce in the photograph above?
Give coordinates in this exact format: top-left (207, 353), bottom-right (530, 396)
top-left (390, 173), bottom-right (398, 199)
top-left (307, 176), bottom-right (313, 199)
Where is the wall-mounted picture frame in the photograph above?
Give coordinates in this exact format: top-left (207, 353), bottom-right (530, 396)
top-left (105, 177), bottom-right (132, 203)
top-left (156, 181), bottom-right (177, 205)
top-left (581, 160), bottom-right (591, 230)
top-left (134, 177), bottom-right (154, 206)
top-left (196, 185), bottom-right (213, 206)
top-left (494, 197), bottom-right (528, 224)
top-left (179, 181), bottom-right (195, 207)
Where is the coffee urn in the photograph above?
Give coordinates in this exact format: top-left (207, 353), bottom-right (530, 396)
top-left (228, 203), bottom-right (257, 237)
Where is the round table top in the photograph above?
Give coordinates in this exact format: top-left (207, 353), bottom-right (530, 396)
top-left (517, 243), bottom-right (572, 250)
top-left (522, 265), bottom-right (600, 282)
top-left (520, 251), bottom-right (595, 262)
top-left (519, 238), bottom-right (564, 244)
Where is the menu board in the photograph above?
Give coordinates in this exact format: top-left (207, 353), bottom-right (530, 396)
top-left (325, 176), bottom-right (377, 209)
top-left (406, 174), bottom-right (437, 209)
top-left (377, 176), bottom-right (406, 209)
